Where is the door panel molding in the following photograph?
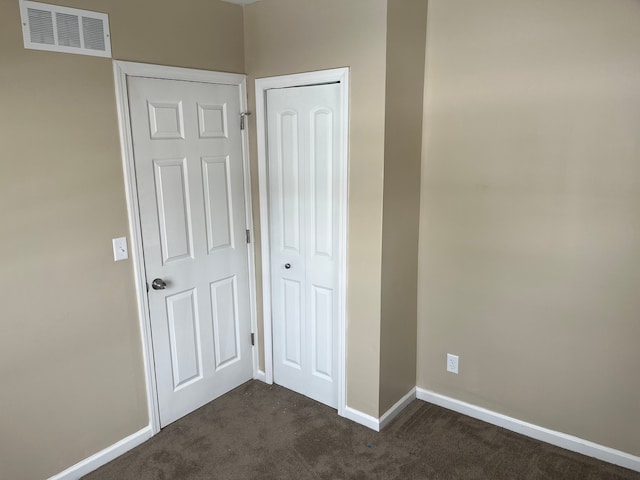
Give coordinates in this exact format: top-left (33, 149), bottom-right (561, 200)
top-left (255, 68), bottom-right (349, 417)
top-left (113, 61), bottom-right (258, 435)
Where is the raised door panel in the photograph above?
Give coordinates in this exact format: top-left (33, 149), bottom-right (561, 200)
top-left (277, 111), bottom-right (301, 253)
top-left (210, 276), bottom-right (241, 369)
top-left (282, 278), bottom-right (302, 369)
top-left (166, 289), bottom-right (202, 390)
top-left (310, 108), bottom-right (333, 259)
top-left (153, 158), bottom-right (193, 264)
top-left (311, 285), bottom-right (333, 381)
top-left (148, 101), bottom-right (185, 140)
top-left (197, 103), bottom-right (228, 139)
top-left (202, 156), bottom-right (234, 253)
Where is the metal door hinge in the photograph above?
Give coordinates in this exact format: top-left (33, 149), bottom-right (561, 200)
top-left (240, 112), bottom-right (252, 130)
top-left (251, 333), bottom-right (255, 346)
top-left (246, 229), bottom-right (251, 244)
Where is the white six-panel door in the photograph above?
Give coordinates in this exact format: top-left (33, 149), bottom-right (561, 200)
top-left (127, 76), bottom-right (253, 427)
top-left (267, 84), bottom-right (341, 408)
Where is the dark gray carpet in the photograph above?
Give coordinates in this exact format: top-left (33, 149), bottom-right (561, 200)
top-left (84, 381), bottom-right (639, 479)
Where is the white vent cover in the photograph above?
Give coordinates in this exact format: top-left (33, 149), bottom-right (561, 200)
top-left (19, 0), bottom-right (111, 58)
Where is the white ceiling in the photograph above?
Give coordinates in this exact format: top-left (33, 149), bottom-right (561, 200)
top-left (220, 0), bottom-right (261, 4)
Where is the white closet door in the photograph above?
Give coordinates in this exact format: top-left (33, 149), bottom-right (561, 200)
top-left (267, 83), bottom-right (341, 408)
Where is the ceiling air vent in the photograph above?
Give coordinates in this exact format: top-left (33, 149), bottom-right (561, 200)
top-left (19, 0), bottom-right (111, 58)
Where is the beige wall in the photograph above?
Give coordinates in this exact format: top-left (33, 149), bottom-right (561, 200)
top-left (244, 0), bottom-right (389, 416)
top-left (378, 0), bottom-right (427, 415)
top-left (4, 0), bottom-right (636, 476)
top-left (0, 1), bottom-right (244, 478)
top-left (418, 0), bottom-right (640, 456)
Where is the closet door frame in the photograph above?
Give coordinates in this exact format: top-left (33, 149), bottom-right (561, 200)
top-left (255, 68), bottom-right (349, 418)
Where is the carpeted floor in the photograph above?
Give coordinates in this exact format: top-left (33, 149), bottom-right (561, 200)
top-left (84, 381), bottom-right (639, 479)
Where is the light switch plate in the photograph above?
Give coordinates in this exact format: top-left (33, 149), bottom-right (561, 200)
top-left (112, 237), bottom-right (129, 261)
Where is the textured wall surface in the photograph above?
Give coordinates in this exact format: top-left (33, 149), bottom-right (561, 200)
top-left (0, 1), bottom-right (244, 478)
top-left (418, 0), bottom-right (640, 456)
top-left (379, 0), bottom-right (428, 416)
top-left (244, 0), bottom-right (388, 416)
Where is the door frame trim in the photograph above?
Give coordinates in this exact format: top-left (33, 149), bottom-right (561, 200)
top-left (254, 68), bottom-right (349, 416)
top-left (113, 61), bottom-right (259, 434)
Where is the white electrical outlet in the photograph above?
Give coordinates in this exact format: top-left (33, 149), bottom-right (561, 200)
top-left (447, 353), bottom-right (459, 374)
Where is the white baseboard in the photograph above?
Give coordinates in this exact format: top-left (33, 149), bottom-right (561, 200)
top-left (342, 406), bottom-right (381, 431)
top-left (416, 388), bottom-right (640, 473)
top-left (48, 426), bottom-right (153, 480)
top-left (379, 387), bottom-right (416, 430)
top-left (48, 387), bottom-right (638, 477)
top-left (342, 387), bottom-right (416, 432)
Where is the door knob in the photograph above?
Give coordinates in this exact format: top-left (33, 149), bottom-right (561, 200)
top-left (151, 278), bottom-right (167, 290)
top-left (284, 263), bottom-right (291, 269)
